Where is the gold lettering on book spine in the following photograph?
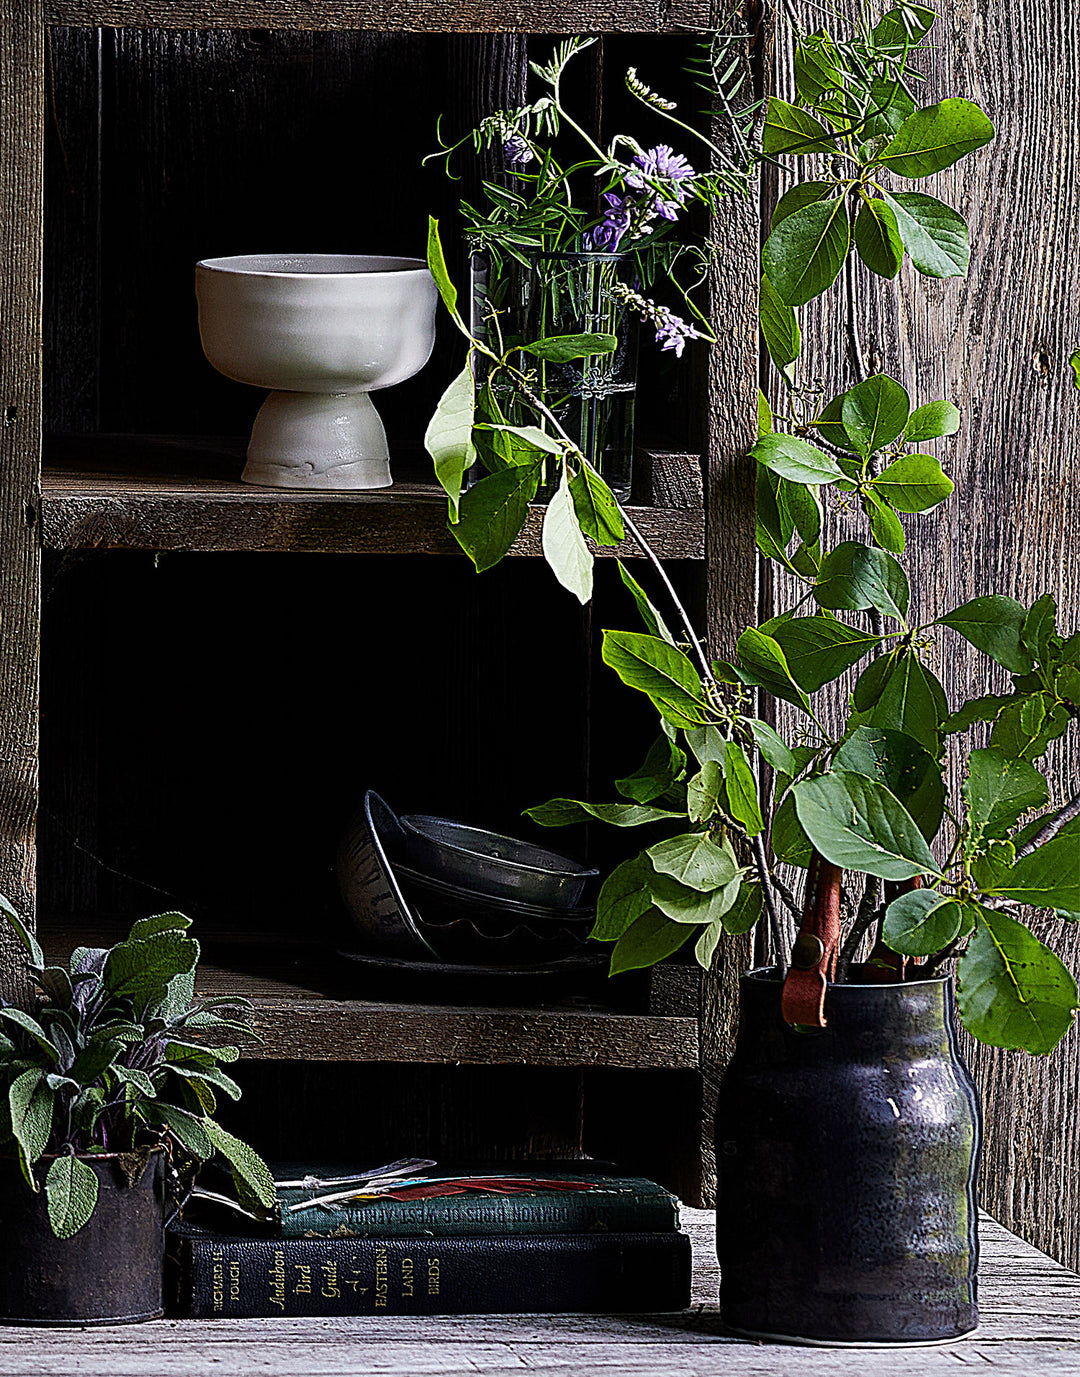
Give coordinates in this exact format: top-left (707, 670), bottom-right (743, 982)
top-left (374, 1247), bottom-right (389, 1308)
top-left (212, 1250), bottom-right (225, 1314)
top-left (269, 1251), bottom-right (287, 1311)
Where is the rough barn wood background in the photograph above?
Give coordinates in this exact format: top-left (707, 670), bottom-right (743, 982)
top-left (771, 2), bottom-right (1080, 1268)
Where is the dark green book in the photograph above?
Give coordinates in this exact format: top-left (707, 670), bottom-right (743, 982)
top-left (273, 1168), bottom-right (680, 1239)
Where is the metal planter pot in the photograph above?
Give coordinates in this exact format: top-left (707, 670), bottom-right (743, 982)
top-left (0, 1148), bottom-right (166, 1325)
top-left (715, 968), bottom-right (981, 1346)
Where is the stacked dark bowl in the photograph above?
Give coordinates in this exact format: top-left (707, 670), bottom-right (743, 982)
top-left (336, 792), bottom-right (598, 968)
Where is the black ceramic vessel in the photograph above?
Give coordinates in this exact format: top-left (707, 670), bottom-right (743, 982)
top-left (715, 968), bottom-right (981, 1346)
top-left (0, 1149), bottom-right (166, 1325)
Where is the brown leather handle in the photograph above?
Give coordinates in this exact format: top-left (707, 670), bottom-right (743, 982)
top-left (781, 851), bottom-right (843, 1028)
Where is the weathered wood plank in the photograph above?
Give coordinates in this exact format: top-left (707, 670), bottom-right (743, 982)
top-left (0, 0), bottom-right (44, 989)
top-left (0, 1211), bottom-right (1074, 1373)
top-left (696, 1), bottom-right (769, 1209)
top-left (40, 436), bottom-right (704, 556)
top-left (45, 0), bottom-right (711, 32)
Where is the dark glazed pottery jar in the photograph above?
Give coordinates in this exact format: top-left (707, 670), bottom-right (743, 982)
top-left (0, 1148), bottom-right (166, 1325)
top-left (715, 968), bottom-right (980, 1346)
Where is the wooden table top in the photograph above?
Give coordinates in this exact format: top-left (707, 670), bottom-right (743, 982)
top-left (3, 1208), bottom-right (1077, 1374)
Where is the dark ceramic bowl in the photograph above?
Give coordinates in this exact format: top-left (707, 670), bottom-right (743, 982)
top-left (399, 814), bottom-right (597, 909)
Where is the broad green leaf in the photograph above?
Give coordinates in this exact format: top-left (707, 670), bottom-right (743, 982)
top-left (204, 1120), bottom-right (276, 1211)
top-left (723, 742), bottom-right (764, 836)
top-left (651, 868), bottom-right (743, 926)
top-left (647, 832), bottom-right (738, 892)
top-left (864, 489), bottom-right (906, 552)
top-left (592, 855), bottom-right (656, 942)
top-left (127, 912), bottom-right (192, 942)
top-left (936, 597), bottom-right (1034, 675)
top-left (1022, 594), bottom-right (1057, 665)
top-left (990, 832), bottom-right (1080, 912)
top-left (752, 433), bottom-right (843, 485)
top-left (543, 470), bottom-right (593, 605)
top-left (9, 1070), bottom-right (52, 1186)
top-left (757, 390), bottom-right (774, 437)
top-left (853, 652), bottom-right (898, 710)
top-left (841, 374), bottom-right (910, 455)
top-left (873, 4), bottom-right (936, 46)
top-left (482, 423), bottom-right (562, 455)
top-left (794, 34), bottom-right (843, 103)
top-left (687, 759), bottom-right (724, 824)
top-left (617, 562), bottom-right (675, 645)
top-left (0, 894), bottom-right (43, 968)
top-left (523, 333), bottom-right (616, 362)
top-left (904, 400), bottom-right (961, 444)
top-left (815, 542), bottom-right (910, 620)
top-left (721, 880), bottom-right (763, 935)
top-left (745, 718), bottom-right (797, 776)
top-left (964, 749), bottom-right (1048, 850)
top-left (854, 198), bottom-right (904, 278)
top-left (0, 1008), bottom-right (60, 1063)
top-left (45, 1154), bottom-right (99, 1240)
top-left (943, 691), bottom-right (1020, 735)
top-left (778, 477), bottom-right (822, 547)
top-left (771, 616), bottom-right (880, 692)
top-left (113, 1065), bottom-right (157, 1098)
top-left (770, 180), bottom-right (835, 231)
top-left (834, 725), bottom-right (945, 840)
top-left (762, 98), bottom-right (834, 156)
top-left (425, 362), bottom-right (475, 517)
top-left (884, 889), bottom-right (966, 957)
top-left (771, 789), bottom-right (814, 867)
top-left (602, 631), bottom-right (711, 729)
top-left (878, 99), bottom-right (995, 179)
top-left (684, 724), bottom-right (726, 767)
top-left (793, 769), bottom-right (940, 879)
top-left (609, 911), bottom-right (692, 975)
top-left (103, 934), bottom-right (200, 1014)
top-left (958, 907), bottom-right (1078, 1054)
top-left (1071, 348), bottom-right (1080, 392)
top-left (869, 650), bottom-right (948, 753)
top-left (616, 736), bottom-right (685, 804)
top-left (695, 919), bottom-right (724, 970)
top-left (452, 463), bottom-right (540, 573)
top-left (991, 693), bottom-right (1071, 762)
top-left (756, 469), bottom-right (796, 567)
top-left (762, 198), bottom-right (850, 307)
top-left (872, 453), bottom-right (954, 512)
top-left (140, 1100), bottom-right (213, 1160)
top-left (570, 465), bottom-right (624, 547)
top-left (760, 274), bottom-right (801, 372)
top-left (883, 191), bottom-right (970, 278)
top-left (525, 798), bottom-right (683, 828)
top-left (426, 217), bottom-right (462, 324)
top-left (735, 628), bottom-right (812, 715)
top-left (972, 839), bottom-right (1017, 891)
top-left (813, 392), bottom-right (857, 453)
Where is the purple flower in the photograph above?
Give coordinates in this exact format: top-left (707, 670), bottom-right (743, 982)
top-left (584, 191), bottom-right (633, 252)
top-left (654, 308), bottom-right (702, 358)
top-left (626, 144), bottom-right (696, 209)
top-left (503, 132), bottom-right (534, 167)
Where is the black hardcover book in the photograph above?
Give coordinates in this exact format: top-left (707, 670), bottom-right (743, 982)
top-left (168, 1225), bottom-right (692, 1317)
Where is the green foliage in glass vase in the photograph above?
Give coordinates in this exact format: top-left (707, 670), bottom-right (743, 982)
top-left (0, 904), bottom-right (275, 1238)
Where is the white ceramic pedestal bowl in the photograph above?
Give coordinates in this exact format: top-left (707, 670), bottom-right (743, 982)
top-left (196, 254), bottom-right (438, 490)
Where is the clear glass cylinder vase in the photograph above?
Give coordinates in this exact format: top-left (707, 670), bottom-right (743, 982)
top-left (469, 250), bottom-right (639, 502)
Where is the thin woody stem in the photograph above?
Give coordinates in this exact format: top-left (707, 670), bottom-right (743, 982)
top-left (1015, 791), bottom-right (1080, 860)
top-left (836, 873), bottom-right (881, 983)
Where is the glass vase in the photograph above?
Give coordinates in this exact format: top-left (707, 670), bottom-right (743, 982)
top-left (469, 249), bottom-right (639, 502)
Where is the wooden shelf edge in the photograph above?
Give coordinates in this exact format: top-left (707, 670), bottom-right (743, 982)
top-left (244, 999), bottom-right (700, 1068)
top-left (40, 435), bottom-right (704, 558)
top-left (45, 0), bottom-right (710, 33)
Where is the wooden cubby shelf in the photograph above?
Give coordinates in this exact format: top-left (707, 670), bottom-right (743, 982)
top-left (41, 435), bottom-right (705, 558)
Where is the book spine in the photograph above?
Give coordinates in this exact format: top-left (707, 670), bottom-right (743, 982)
top-left (170, 1231), bottom-right (691, 1317)
top-left (281, 1193), bottom-right (679, 1239)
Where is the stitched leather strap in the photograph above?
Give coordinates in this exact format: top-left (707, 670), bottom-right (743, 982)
top-left (781, 851), bottom-right (843, 1028)
top-left (866, 876), bottom-right (924, 980)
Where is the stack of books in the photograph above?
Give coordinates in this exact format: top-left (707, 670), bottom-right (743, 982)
top-left (168, 1160), bottom-right (692, 1316)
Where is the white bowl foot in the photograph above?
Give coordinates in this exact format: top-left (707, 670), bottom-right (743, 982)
top-left (242, 390), bottom-right (393, 490)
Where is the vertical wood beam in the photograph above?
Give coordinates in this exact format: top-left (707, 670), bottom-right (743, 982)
top-left (695, 2), bottom-right (770, 1206)
top-left (0, 0), bottom-right (44, 973)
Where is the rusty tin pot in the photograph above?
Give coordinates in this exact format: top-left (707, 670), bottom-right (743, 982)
top-left (0, 1148), bottom-right (166, 1325)
top-left (715, 968), bottom-right (981, 1346)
